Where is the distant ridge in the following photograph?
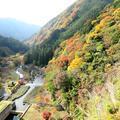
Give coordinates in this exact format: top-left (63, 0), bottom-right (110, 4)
top-left (0, 18), bottom-right (40, 41)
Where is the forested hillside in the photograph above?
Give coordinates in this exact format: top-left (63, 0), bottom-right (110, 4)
top-left (0, 35), bottom-right (28, 57)
top-left (25, 0), bottom-right (112, 66)
top-left (43, 0), bottom-right (120, 119)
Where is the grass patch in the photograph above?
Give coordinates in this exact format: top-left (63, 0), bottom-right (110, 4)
top-left (10, 71), bottom-right (19, 81)
top-left (23, 104), bottom-right (68, 120)
top-left (24, 87), bottom-right (44, 104)
top-left (9, 85), bottom-right (30, 101)
top-left (23, 105), bottom-right (41, 120)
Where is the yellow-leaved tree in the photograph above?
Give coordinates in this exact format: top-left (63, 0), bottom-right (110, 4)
top-left (67, 54), bottom-right (84, 72)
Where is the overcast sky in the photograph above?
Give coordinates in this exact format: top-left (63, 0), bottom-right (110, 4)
top-left (0, 0), bottom-right (76, 26)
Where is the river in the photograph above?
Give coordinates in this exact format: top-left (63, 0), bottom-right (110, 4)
top-left (14, 68), bottom-right (43, 111)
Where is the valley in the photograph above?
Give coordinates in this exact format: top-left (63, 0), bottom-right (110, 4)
top-left (0, 56), bottom-right (44, 120)
top-left (0, 0), bottom-right (120, 119)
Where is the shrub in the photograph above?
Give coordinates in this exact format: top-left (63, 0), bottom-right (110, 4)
top-left (42, 111), bottom-right (51, 120)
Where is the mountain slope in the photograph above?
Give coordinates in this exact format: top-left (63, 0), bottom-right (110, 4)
top-left (25, 0), bottom-right (84, 45)
top-left (24, 0), bottom-right (112, 66)
top-left (43, 1), bottom-right (120, 119)
top-left (26, 0), bottom-right (112, 45)
top-left (0, 35), bottom-right (28, 57)
top-left (0, 18), bottom-right (40, 41)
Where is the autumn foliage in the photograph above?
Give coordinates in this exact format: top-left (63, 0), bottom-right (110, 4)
top-left (42, 1), bottom-right (120, 119)
top-left (42, 111), bottom-right (51, 120)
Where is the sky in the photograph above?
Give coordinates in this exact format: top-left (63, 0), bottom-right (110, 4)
top-left (0, 0), bottom-right (76, 26)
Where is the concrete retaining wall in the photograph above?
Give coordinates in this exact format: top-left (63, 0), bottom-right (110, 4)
top-left (0, 104), bottom-right (13, 120)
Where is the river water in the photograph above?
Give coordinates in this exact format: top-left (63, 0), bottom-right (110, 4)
top-left (4, 68), bottom-right (43, 120)
top-left (14, 68), bottom-right (44, 111)
top-left (14, 76), bottom-right (43, 111)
